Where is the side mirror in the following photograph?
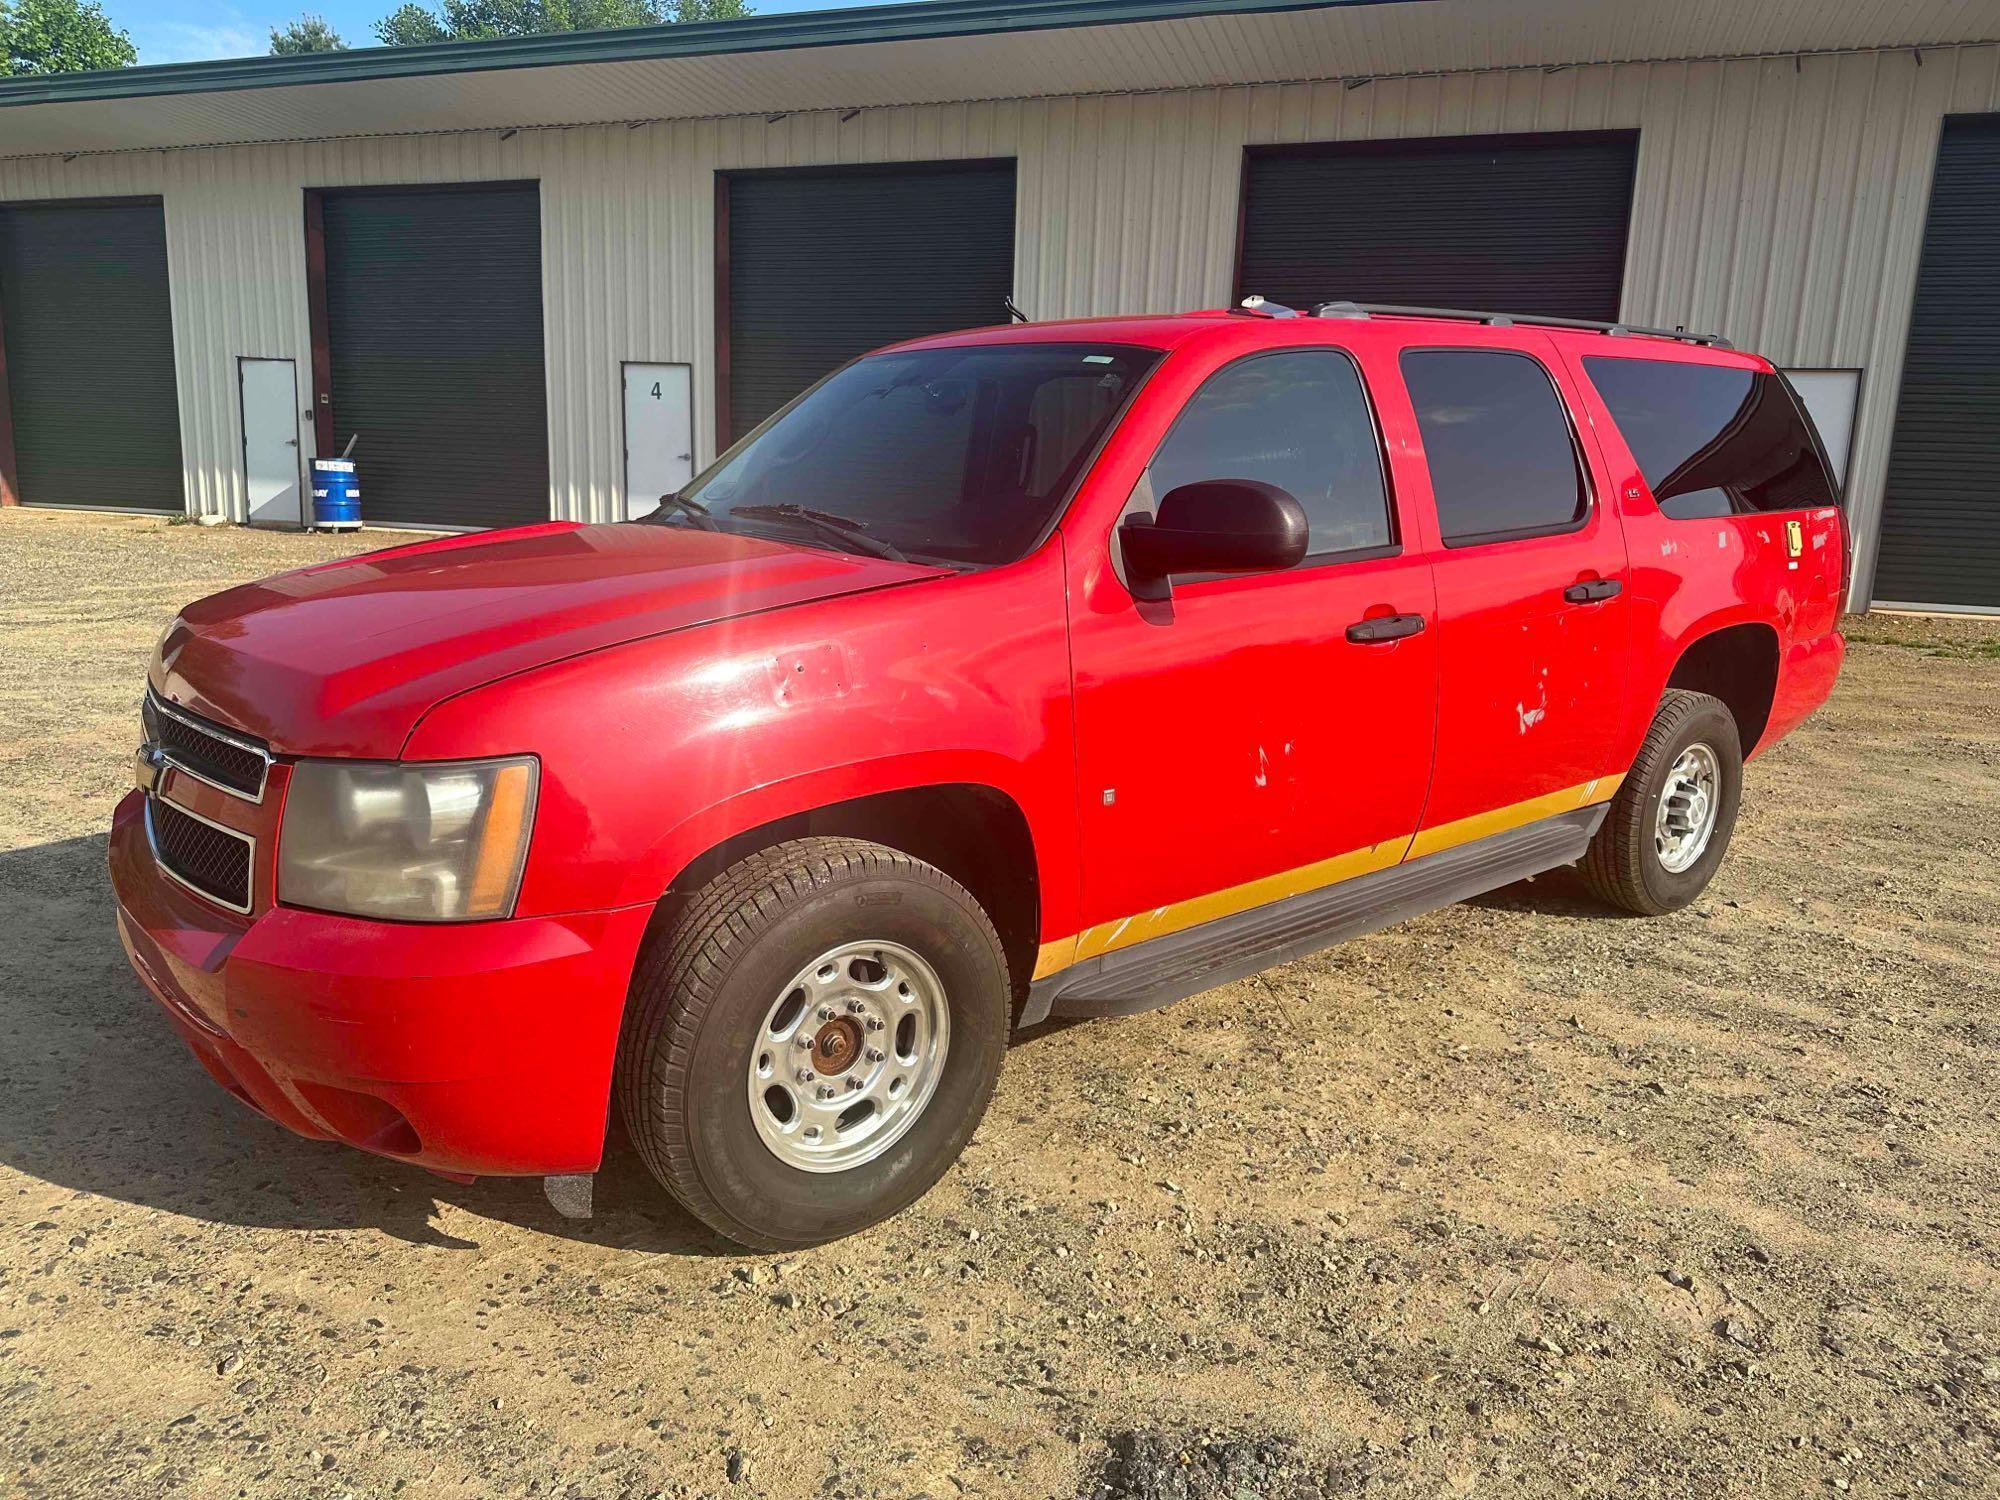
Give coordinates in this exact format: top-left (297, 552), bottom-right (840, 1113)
top-left (1118, 479), bottom-right (1310, 601)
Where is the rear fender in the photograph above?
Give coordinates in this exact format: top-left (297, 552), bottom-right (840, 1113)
top-left (1650, 609), bottom-right (1784, 757)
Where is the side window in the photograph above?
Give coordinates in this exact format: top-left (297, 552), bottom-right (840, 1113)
top-left (1401, 349), bottom-right (1587, 545)
top-left (1143, 350), bottom-right (1393, 559)
top-left (1583, 356), bottom-right (1839, 518)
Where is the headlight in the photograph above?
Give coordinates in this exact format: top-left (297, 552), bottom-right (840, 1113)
top-left (278, 758), bottom-right (538, 922)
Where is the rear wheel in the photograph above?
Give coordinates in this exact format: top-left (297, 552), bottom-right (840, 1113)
top-left (1579, 689), bottom-right (1743, 915)
top-left (617, 837), bottom-right (1010, 1250)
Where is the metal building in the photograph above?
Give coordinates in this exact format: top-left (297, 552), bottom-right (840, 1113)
top-left (1, 0), bottom-right (1997, 612)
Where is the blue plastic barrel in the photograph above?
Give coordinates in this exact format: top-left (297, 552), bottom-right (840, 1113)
top-left (310, 458), bottom-right (361, 531)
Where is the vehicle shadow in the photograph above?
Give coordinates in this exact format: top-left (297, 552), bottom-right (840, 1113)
top-left (0, 833), bottom-right (735, 1256)
top-left (1465, 865), bottom-right (1641, 919)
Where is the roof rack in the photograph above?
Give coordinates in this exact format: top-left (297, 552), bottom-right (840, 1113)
top-left (1232, 294), bottom-right (1300, 319)
top-left (1309, 300), bottom-right (1732, 349)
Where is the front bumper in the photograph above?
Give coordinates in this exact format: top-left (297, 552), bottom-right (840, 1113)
top-left (109, 789), bottom-right (653, 1177)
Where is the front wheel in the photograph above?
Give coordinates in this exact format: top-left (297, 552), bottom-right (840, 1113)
top-left (617, 837), bottom-right (1011, 1250)
top-left (1579, 689), bottom-right (1743, 916)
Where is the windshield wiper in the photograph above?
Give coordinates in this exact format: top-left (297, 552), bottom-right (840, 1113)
top-left (640, 492), bottom-right (718, 530)
top-left (730, 504), bottom-right (906, 562)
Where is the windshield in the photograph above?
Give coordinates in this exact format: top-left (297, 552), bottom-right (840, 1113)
top-left (654, 343), bottom-right (1161, 566)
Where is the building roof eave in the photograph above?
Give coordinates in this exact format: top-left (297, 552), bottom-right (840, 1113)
top-left (0, 0), bottom-right (1380, 108)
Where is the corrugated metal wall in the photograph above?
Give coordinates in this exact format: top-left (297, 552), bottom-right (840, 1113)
top-left (4, 43), bottom-right (1998, 603)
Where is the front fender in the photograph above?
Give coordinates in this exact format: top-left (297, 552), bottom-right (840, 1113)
top-left (401, 548), bottom-right (1078, 933)
top-left (626, 752), bottom-right (1052, 911)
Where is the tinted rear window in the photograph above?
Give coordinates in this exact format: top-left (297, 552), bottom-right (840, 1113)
top-left (1583, 357), bottom-right (1839, 518)
top-left (1401, 349), bottom-right (1586, 544)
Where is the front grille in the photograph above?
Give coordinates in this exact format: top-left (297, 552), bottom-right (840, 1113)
top-left (144, 692), bottom-right (269, 800)
top-left (149, 798), bottom-right (253, 913)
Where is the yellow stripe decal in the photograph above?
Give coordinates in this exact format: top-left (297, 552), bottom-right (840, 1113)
top-left (1034, 774), bottom-right (1624, 982)
top-left (1031, 939), bottom-right (1076, 982)
top-left (1070, 837), bottom-right (1409, 964)
top-left (1405, 773), bottom-right (1624, 861)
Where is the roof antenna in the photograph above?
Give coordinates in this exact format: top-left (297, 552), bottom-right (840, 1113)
top-left (1004, 294), bottom-right (1029, 324)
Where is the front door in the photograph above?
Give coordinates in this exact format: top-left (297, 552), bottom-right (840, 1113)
top-left (240, 357), bottom-right (301, 527)
top-left (1394, 337), bottom-right (1631, 848)
top-left (1065, 344), bottom-right (1439, 966)
top-left (623, 362), bottom-right (694, 520)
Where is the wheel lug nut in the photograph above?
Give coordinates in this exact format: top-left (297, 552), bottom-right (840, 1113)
top-left (797, 1069), bottom-right (815, 1084)
top-left (817, 1084), bottom-right (836, 1100)
top-left (865, 1048), bottom-right (884, 1063)
top-left (795, 1033), bottom-right (814, 1049)
top-left (864, 1017), bottom-right (884, 1032)
top-left (847, 1076), bottom-right (864, 1090)
top-left (846, 999), bottom-right (866, 1013)
top-left (817, 1006), bottom-right (835, 1021)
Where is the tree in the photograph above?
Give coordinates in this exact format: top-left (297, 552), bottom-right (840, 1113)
top-left (269, 14), bottom-right (347, 53)
top-left (373, 3), bottom-right (447, 45)
top-left (0, 0), bottom-right (136, 75)
top-left (665, 0), bottom-right (749, 19)
top-left (373, 0), bottom-right (748, 45)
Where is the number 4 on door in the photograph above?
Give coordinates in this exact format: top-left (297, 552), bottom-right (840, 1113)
top-left (622, 363), bottom-right (695, 521)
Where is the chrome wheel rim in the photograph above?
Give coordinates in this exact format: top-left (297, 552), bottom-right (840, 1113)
top-left (746, 940), bottom-right (949, 1174)
top-left (1655, 742), bottom-right (1721, 874)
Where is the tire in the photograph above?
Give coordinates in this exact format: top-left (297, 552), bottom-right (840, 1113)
top-left (617, 837), bottom-right (1011, 1251)
top-left (1579, 689), bottom-right (1743, 916)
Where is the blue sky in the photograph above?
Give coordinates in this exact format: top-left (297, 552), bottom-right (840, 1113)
top-left (116, 0), bottom-right (886, 64)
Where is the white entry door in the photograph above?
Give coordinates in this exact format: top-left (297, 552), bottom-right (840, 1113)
top-left (623, 362), bottom-right (695, 520)
top-left (1783, 368), bottom-right (1861, 487)
top-left (240, 358), bottom-right (301, 527)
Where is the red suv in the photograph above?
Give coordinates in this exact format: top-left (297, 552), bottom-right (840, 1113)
top-left (111, 301), bottom-right (1847, 1249)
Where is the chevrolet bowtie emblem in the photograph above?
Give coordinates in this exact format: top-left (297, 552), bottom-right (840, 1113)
top-left (134, 743), bottom-right (167, 796)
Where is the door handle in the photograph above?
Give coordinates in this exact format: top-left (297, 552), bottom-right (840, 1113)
top-left (1346, 613), bottom-right (1426, 644)
top-left (1563, 578), bottom-right (1623, 604)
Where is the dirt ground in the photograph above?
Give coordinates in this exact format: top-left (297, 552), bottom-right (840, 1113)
top-left (1, 508), bottom-right (1995, 1500)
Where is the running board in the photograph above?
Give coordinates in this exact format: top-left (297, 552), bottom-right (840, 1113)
top-left (1022, 807), bottom-right (1605, 1025)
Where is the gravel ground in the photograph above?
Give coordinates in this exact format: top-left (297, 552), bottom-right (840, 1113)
top-left (1, 508), bottom-right (1996, 1500)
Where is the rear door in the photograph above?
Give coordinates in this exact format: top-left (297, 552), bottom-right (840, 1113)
top-left (1065, 338), bottom-right (1437, 963)
top-left (1390, 335), bottom-right (1631, 849)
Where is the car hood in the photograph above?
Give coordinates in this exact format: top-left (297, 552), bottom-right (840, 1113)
top-left (150, 521), bottom-right (946, 757)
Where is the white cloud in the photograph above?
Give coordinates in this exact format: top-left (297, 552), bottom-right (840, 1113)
top-left (132, 14), bottom-right (272, 64)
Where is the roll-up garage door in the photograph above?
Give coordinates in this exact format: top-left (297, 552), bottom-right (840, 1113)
top-left (722, 160), bottom-right (1017, 444)
top-left (0, 199), bottom-right (183, 511)
top-left (1875, 115), bottom-right (2000, 610)
top-left (1237, 131), bottom-right (1639, 322)
top-left (317, 183), bottom-right (548, 530)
